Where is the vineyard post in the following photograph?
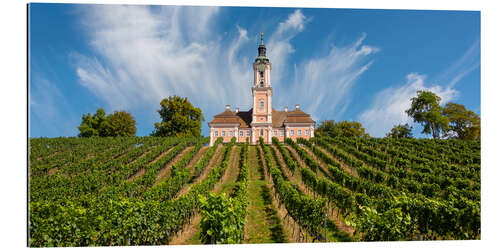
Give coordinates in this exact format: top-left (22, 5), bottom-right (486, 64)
top-left (324, 211), bottom-right (327, 242)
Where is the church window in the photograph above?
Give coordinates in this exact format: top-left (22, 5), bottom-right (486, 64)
top-left (280, 130), bottom-right (284, 136)
top-left (247, 130), bottom-right (250, 136)
top-left (298, 130), bottom-right (302, 136)
top-left (222, 131), bottom-right (226, 137)
top-left (215, 131), bottom-right (218, 137)
top-left (290, 130), bottom-right (294, 136)
top-left (239, 131), bottom-right (243, 137)
top-left (259, 99), bottom-right (264, 109)
top-left (273, 130), bottom-right (277, 136)
top-left (305, 129), bottom-right (309, 136)
top-left (260, 129), bottom-right (264, 136)
top-left (260, 71), bottom-right (264, 78)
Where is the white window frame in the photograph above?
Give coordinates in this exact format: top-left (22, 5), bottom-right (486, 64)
top-left (239, 131), bottom-right (243, 137)
top-left (222, 131), bottom-right (226, 137)
top-left (229, 131), bottom-right (233, 137)
top-left (298, 130), bottom-right (302, 136)
top-left (259, 99), bottom-right (264, 109)
top-left (246, 130), bottom-right (250, 137)
top-left (273, 130), bottom-right (277, 136)
top-left (305, 129), bottom-right (309, 136)
top-left (290, 130), bottom-right (294, 136)
top-left (215, 131), bottom-right (218, 137)
top-left (280, 130), bottom-right (284, 136)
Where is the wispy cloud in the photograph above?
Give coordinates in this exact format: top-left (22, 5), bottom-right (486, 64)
top-left (359, 73), bottom-right (458, 137)
top-left (73, 6), bottom-right (379, 135)
top-left (74, 5), bottom-right (253, 129)
top-left (359, 40), bottom-right (479, 137)
top-left (280, 33), bottom-right (379, 121)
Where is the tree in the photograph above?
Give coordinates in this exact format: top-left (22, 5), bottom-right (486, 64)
top-left (101, 111), bottom-right (137, 137)
top-left (316, 120), bottom-right (369, 138)
top-left (77, 108), bottom-right (137, 137)
top-left (406, 91), bottom-right (448, 139)
top-left (315, 120), bottom-right (339, 137)
top-left (151, 95), bottom-right (204, 137)
top-left (336, 120), bottom-right (370, 138)
top-left (77, 108), bottom-right (107, 137)
top-left (441, 102), bottom-right (480, 140)
top-left (386, 123), bottom-right (413, 139)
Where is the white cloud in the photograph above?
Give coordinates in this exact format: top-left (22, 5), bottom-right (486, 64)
top-left (279, 33), bottom-right (379, 120)
top-left (359, 40), bottom-right (479, 138)
top-left (359, 73), bottom-right (458, 137)
top-left (74, 5), bottom-right (253, 128)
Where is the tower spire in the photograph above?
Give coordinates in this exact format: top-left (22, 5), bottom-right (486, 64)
top-left (257, 32), bottom-right (268, 61)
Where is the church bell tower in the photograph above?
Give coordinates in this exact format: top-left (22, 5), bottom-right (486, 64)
top-left (251, 32), bottom-right (273, 144)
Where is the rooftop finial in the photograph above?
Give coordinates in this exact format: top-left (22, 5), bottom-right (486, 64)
top-left (260, 32), bottom-right (264, 45)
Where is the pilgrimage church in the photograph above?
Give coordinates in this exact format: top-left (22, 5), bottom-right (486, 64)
top-left (208, 33), bottom-right (315, 146)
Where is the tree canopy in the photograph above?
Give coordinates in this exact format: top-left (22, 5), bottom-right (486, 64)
top-left (441, 102), bottom-right (480, 140)
top-left (406, 91), bottom-right (449, 139)
top-left (316, 120), bottom-right (369, 138)
top-left (386, 123), bottom-right (413, 139)
top-left (77, 108), bottom-right (136, 137)
top-left (151, 95), bottom-right (204, 137)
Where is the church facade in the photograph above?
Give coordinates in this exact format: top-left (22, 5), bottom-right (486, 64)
top-left (208, 33), bottom-right (315, 146)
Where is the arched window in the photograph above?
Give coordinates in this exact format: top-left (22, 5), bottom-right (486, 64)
top-left (259, 99), bottom-right (264, 109)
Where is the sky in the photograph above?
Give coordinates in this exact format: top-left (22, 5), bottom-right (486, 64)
top-left (28, 3), bottom-right (480, 138)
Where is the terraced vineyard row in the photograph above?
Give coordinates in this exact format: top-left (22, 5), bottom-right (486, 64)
top-left (28, 136), bottom-right (480, 246)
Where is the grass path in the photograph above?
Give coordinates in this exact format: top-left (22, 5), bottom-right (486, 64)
top-left (243, 145), bottom-right (285, 244)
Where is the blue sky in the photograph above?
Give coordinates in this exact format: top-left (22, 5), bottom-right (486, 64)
top-left (28, 3), bottom-right (480, 138)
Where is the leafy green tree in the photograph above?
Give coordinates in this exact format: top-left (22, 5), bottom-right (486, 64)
top-left (77, 108), bottom-right (137, 137)
top-left (315, 120), bottom-right (339, 137)
top-left (77, 108), bottom-right (107, 137)
top-left (199, 192), bottom-right (245, 244)
top-left (336, 120), bottom-right (370, 138)
top-left (386, 123), bottom-right (413, 139)
top-left (101, 111), bottom-right (137, 137)
top-left (441, 102), bottom-right (480, 140)
top-left (151, 96), bottom-right (204, 137)
top-left (406, 91), bottom-right (449, 139)
top-left (316, 120), bottom-right (369, 138)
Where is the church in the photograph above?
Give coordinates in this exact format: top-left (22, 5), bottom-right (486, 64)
top-left (208, 33), bottom-right (315, 146)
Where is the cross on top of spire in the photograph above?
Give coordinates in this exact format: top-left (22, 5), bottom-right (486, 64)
top-left (260, 32), bottom-right (264, 45)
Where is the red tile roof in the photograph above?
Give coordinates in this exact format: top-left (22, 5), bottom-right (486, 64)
top-left (209, 107), bottom-right (314, 127)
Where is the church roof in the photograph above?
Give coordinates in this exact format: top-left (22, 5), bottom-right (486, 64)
top-left (209, 107), bottom-right (314, 128)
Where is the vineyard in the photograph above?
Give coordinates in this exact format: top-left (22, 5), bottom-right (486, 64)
top-left (28, 136), bottom-right (480, 246)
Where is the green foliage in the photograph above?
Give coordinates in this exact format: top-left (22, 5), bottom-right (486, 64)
top-left (101, 111), bottom-right (137, 137)
top-left (77, 108), bottom-right (136, 137)
top-left (346, 195), bottom-right (417, 241)
top-left (151, 95), bottom-right (204, 137)
top-left (441, 102), bottom-right (480, 140)
top-left (386, 123), bottom-right (413, 139)
top-left (199, 192), bottom-right (246, 244)
top-left (315, 120), bottom-right (369, 138)
top-left (77, 108), bottom-right (107, 137)
top-left (406, 91), bottom-right (449, 138)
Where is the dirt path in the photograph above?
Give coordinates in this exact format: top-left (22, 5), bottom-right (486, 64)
top-left (154, 146), bottom-right (203, 185)
top-left (169, 145), bottom-right (230, 245)
top-left (273, 145), bottom-right (355, 238)
top-left (214, 145), bottom-right (240, 194)
top-left (127, 146), bottom-right (193, 183)
top-left (315, 145), bottom-right (358, 177)
top-left (175, 144), bottom-right (223, 199)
